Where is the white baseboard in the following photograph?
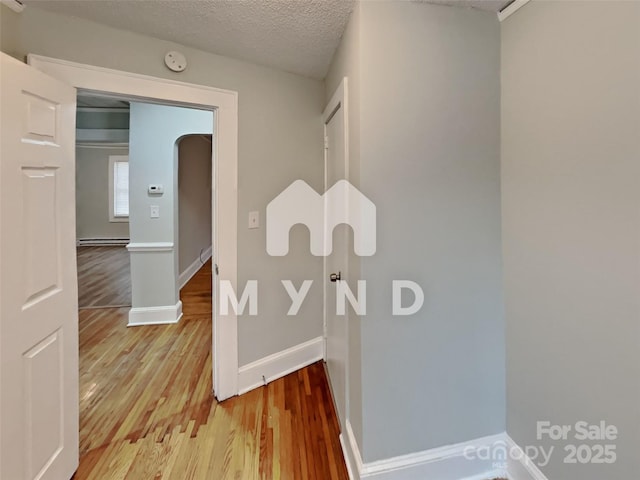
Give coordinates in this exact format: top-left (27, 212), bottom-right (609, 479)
top-left (237, 336), bottom-right (324, 395)
top-left (342, 420), bottom-right (509, 480)
top-left (505, 435), bottom-right (549, 480)
top-left (341, 430), bottom-right (359, 480)
top-left (77, 237), bottom-right (130, 246)
top-left (179, 245), bottom-right (212, 289)
top-left (128, 300), bottom-right (183, 326)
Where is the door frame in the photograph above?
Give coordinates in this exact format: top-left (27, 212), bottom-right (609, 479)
top-left (322, 77), bottom-right (350, 424)
top-left (27, 54), bottom-right (239, 401)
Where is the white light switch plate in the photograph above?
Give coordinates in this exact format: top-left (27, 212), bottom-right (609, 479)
top-left (248, 211), bottom-right (259, 229)
top-left (150, 205), bottom-right (160, 218)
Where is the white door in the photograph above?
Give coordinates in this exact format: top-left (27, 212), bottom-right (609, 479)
top-left (324, 85), bottom-right (348, 429)
top-left (0, 53), bottom-right (79, 480)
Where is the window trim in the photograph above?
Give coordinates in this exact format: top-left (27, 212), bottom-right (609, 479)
top-left (108, 154), bottom-right (129, 222)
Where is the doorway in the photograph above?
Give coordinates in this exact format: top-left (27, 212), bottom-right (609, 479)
top-left (75, 101), bottom-right (216, 469)
top-left (27, 54), bottom-right (239, 400)
top-left (75, 93), bottom-right (132, 309)
top-left (177, 134), bottom-right (213, 291)
top-left (323, 78), bottom-right (350, 430)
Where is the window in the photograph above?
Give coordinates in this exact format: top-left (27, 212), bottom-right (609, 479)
top-left (109, 155), bottom-right (129, 222)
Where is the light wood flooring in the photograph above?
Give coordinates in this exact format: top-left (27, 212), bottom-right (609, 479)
top-left (77, 246), bottom-right (131, 309)
top-left (75, 261), bottom-right (348, 479)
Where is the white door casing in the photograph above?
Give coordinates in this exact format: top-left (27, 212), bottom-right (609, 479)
top-left (27, 54), bottom-right (239, 401)
top-left (324, 78), bottom-right (349, 429)
top-left (0, 52), bottom-right (79, 480)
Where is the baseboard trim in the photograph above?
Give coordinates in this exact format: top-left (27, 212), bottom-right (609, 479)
top-left (128, 301), bottom-right (183, 326)
top-left (77, 237), bottom-right (130, 246)
top-left (179, 245), bottom-right (212, 290)
top-left (343, 420), bottom-right (508, 480)
top-left (340, 433), bottom-right (358, 480)
top-left (237, 336), bottom-right (324, 395)
top-left (341, 427), bottom-right (359, 480)
top-left (505, 435), bottom-right (549, 480)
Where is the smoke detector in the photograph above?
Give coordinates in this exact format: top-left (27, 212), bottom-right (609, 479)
top-left (164, 51), bottom-right (187, 73)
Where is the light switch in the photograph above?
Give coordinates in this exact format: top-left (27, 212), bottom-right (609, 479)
top-left (150, 205), bottom-right (160, 218)
top-left (248, 211), bottom-right (259, 229)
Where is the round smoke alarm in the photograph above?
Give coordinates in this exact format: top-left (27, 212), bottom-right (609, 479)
top-left (164, 51), bottom-right (187, 72)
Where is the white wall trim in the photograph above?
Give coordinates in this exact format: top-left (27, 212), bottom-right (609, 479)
top-left (237, 336), bottom-right (324, 395)
top-left (76, 143), bottom-right (129, 149)
top-left (344, 421), bottom-right (510, 480)
top-left (179, 245), bottom-right (212, 289)
top-left (322, 76), bottom-right (350, 426)
top-left (128, 300), bottom-right (183, 326)
top-left (498, 0), bottom-right (532, 22)
top-left (505, 435), bottom-right (550, 480)
top-left (77, 107), bottom-right (128, 113)
top-left (340, 433), bottom-right (357, 480)
top-left (126, 242), bottom-right (174, 252)
top-left (77, 238), bottom-right (129, 246)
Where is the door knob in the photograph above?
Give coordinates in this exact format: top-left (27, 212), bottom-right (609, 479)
top-left (330, 272), bottom-right (341, 282)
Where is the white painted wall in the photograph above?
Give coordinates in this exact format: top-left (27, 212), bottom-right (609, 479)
top-left (0, 4), bottom-right (324, 363)
top-left (75, 145), bottom-right (130, 240)
top-left (128, 102), bottom-right (211, 313)
top-left (178, 135), bottom-right (212, 276)
top-left (502, 1), bottom-right (640, 478)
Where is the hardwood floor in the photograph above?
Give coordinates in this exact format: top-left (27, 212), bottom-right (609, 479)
top-left (77, 246), bottom-right (131, 309)
top-left (75, 261), bottom-right (348, 479)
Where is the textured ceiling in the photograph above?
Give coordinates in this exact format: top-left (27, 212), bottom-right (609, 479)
top-left (24, 0), bottom-right (510, 80)
top-left (24, 0), bottom-right (355, 79)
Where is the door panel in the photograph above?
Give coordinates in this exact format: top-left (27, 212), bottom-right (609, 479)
top-left (23, 168), bottom-right (61, 305)
top-left (1, 53), bottom-right (79, 480)
top-left (325, 102), bottom-right (348, 429)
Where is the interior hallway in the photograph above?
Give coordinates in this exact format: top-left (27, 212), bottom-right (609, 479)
top-left (74, 261), bottom-right (348, 479)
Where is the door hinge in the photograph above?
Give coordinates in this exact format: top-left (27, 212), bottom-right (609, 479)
top-left (324, 135), bottom-right (329, 150)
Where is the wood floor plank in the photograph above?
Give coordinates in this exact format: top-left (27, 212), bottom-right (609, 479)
top-left (74, 261), bottom-right (348, 479)
top-left (77, 246), bottom-right (131, 309)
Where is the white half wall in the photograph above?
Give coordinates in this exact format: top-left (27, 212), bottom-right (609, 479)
top-left (128, 103), bottom-right (212, 320)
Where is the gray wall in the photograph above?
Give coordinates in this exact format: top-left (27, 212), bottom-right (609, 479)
top-left (76, 111), bottom-right (129, 130)
top-left (75, 145), bottom-right (130, 240)
top-left (327, 1), bottom-right (505, 463)
top-left (0, 4), bottom-right (324, 365)
top-left (178, 135), bottom-right (212, 275)
top-left (502, 2), bottom-right (640, 478)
